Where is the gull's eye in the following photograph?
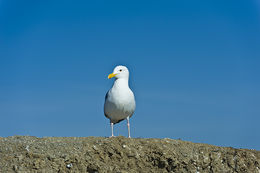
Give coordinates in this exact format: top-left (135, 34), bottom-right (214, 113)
top-left (119, 69), bottom-right (122, 72)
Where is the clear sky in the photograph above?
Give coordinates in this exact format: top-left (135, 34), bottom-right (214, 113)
top-left (0, 0), bottom-right (260, 150)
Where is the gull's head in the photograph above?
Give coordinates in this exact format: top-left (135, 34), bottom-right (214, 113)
top-left (108, 65), bottom-right (129, 79)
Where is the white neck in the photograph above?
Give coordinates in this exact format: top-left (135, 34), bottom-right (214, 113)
top-left (113, 78), bottom-right (129, 89)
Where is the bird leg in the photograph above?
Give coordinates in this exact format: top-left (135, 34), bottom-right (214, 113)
top-left (127, 116), bottom-right (131, 138)
top-left (110, 122), bottom-right (114, 137)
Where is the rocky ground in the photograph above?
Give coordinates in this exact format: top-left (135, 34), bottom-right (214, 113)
top-left (0, 136), bottom-right (259, 173)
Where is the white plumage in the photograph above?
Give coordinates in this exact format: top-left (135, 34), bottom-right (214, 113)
top-left (104, 65), bottom-right (136, 138)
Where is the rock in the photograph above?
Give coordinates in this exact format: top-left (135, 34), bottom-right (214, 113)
top-left (0, 136), bottom-right (259, 172)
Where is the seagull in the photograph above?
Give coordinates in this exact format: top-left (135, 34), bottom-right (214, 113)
top-left (104, 65), bottom-right (136, 138)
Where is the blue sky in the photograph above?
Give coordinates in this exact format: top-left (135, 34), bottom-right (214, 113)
top-left (0, 0), bottom-right (260, 150)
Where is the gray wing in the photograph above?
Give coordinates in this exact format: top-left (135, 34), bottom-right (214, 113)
top-left (104, 91), bottom-right (109, 118)
top-left (105, 91), bottom-right (108, 100)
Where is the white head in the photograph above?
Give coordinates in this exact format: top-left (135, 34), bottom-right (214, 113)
top-left (108, 65), bottom-right (129, 80)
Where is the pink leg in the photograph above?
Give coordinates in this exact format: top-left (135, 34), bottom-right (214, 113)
top-left (127, 117), bottom-right (131, 138)
top-left (110, 122), bottom-right (114, 137)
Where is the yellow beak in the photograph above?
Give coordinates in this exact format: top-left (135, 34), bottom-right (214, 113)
top-left (108, 73), bottom-right (117, 79)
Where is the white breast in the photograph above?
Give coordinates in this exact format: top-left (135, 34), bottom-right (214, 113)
top-left (104, 79), bottom-right (136, 123)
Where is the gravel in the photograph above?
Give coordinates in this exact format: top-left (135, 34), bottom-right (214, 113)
top-left (0, 136), bottom-right (259, 173)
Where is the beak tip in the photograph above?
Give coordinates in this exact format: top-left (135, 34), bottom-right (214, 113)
top-left (108, 73), bottom-right (116, 79)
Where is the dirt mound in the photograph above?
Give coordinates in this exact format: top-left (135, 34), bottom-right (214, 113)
top-left (0, 136), bottom-right (259, 172)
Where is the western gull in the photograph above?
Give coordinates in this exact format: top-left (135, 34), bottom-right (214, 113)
top-left (104, 65), bottom-right (136, 138)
